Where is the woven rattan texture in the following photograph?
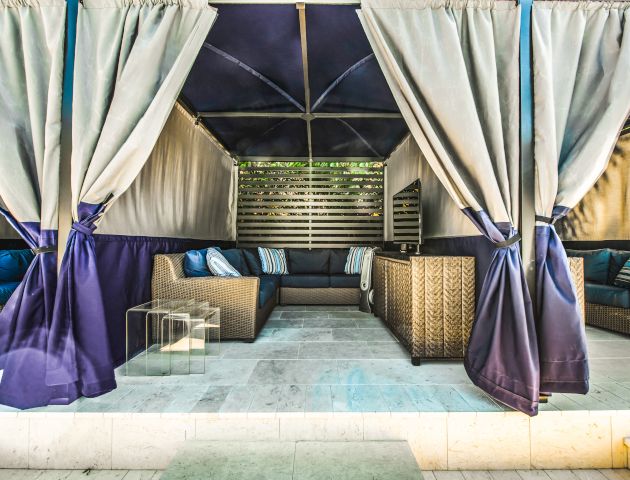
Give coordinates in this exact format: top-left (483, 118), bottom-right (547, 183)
top-left (373, 255), bottom-right (476, 360)
top-left (586, 303), bottom-right (630, 335)
top-left (280, 287), bottom-right (360, 305)
top-left (568, 257), bottom-right (585, 319)
top-left (152, 254), bottom-right (274, 340)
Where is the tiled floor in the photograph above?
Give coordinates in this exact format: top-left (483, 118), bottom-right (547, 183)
top-left (6, 305), bottom-right (630, 415)
top-left (2, 469), bottom-right (630, 480)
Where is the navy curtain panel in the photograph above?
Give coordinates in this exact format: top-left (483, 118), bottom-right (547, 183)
top-left (46, 1), bottom-right (218, 401)
top-left (0, 1), bottom-right (66, 409)
top-left (532, 2), bottom-right (630, 395)
top-left (0, 213), bottom-right (61, 408)
top-left (360, 0), bottom-right (540, 414)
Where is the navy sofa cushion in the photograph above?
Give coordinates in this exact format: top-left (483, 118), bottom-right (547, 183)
top-left (259, 275), bottom-right (278, 307)
top-left (0, 281), bottom-right (20, 304)
top-left (0, 249), bottom-right (34, 283)
top-left (288, 249), bottom-right (329, 274)
top-left (222, 249), bottom-right (251, 275)
top-left (585, 282), bottom-right (630, 309)
top-left (330, 274), bottom-right (360, 288)
top-left (566, 249), bottom-right (611, 284)
top-left (608, 250), bottom-right (630, 284)
top-left (280, 274), bottom-right (330, 288)
top-left (329, 249), bottom-right (349, 274)
top-left (243, 249), bottom-right (264, 276)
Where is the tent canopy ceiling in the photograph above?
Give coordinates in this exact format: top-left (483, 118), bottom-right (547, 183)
top-left (180, 3), bottom-right (409, 159)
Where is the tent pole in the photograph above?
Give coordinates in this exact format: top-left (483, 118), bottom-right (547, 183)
top-left (520, 1), bottom-right (537, 311)
top-left (58, 0), bottom-right (79, 271)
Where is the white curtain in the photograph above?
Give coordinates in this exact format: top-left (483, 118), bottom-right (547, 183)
top-left (359, 0), bottom-right (540, 415)
top-left (48, 0), bottom-right (217, 401)
top-left (0, 0), bottom-right (65, 409)
top-left (99, 103), bottom-right (237, 240)
top-left (532, 1), bottom-right (630, 395)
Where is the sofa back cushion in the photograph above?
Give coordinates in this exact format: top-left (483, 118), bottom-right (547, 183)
top-left (243, 249), bottom-right (264, 276)
top-left (288, 249), bottom-right (330, 274)
top-left (566, 249), bottom-right (610, 284)
top-left (222, 249), bottom-right (251, 275)
top-left (330, 249), bottom-right (349, 274)
top-left (184, 248), bottom-right (217, 277)
top-left (608, 250), bottom-right (630, 284)
top-left (0, 249), bottom-right (35, 283)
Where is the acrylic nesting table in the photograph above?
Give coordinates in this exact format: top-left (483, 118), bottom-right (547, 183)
top-left (125, 299), bottom-right (220, 376)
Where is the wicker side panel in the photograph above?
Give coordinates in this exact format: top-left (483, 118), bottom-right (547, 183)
top-left (424, 257), bottom-right (444, 357)
top-left (443, 257), bottom-right (463, 358)
top-left (586, 303), bottom-right (630, 335)
top-left (568, 257), bottom-right (585, 320)
top-left (280, 288), bottom-right (360, 305)
top-left (388, 260), bottom-right (412, 353)
top-left (461, 257), bottom-right (476, 350)
top-left (411, 258), bottom-right (425, 358)
top-left (152, 254), bottom-right (260, 339)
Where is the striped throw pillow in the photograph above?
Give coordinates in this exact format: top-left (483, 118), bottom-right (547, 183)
top-left (613, 259), bottom-right (630, 288)
top-left (258, 247), bottom-right (288, 275)
top-left (344, 246), bottom-right (371, 275)
top-left (206, 248), bottom-right (241, 277)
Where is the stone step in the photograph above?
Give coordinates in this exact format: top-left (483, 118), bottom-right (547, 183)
top-left (160, 440), bottom-right (423, 480)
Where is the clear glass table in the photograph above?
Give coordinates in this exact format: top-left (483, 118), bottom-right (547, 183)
top-left (125, 299), bottom-right (220, 376)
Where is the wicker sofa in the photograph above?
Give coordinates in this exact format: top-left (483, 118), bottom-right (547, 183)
top-left (152, 248), bottom-right (362, 341)
top-left (567, 248), bottom-right (630, 335)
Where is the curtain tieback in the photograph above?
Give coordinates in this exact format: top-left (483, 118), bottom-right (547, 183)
top-left (535, 215), bottom-right (557, 225)
top-left (32, 246), bottom-right (57, 255)
top-left (72, 222), bottom-right (96, 236)
top-left (494, 233), bottom-right (521, 249)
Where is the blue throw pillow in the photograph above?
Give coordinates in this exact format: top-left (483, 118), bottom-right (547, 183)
top-left (344, 246), bottom-right (371, 275)
top-left (0, 249), bottom-right (35, 282)
top-left (613, 259), bottom-right (630, 289)
top-left (184, 247), bottom-right (221, 277)
top-left (206, 248), bottom-right (241, 277)
top-left (566, 249), bottom-right (610, 284)
top-left (258, 247), bottom-right (288, 275)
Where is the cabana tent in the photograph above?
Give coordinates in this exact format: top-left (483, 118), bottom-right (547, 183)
top-left (0, 0), bottom-right (629, 415)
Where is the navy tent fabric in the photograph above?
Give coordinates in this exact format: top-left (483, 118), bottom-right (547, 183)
top-left (180, 4), bottom-right (408, 158)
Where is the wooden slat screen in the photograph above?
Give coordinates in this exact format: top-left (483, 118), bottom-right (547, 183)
top-left (237, 161), bottom-right (384, 248)
top-left (393, 179), bottom-right (421, 244)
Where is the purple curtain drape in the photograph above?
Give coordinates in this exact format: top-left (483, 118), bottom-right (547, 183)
top-left (46, 202), bottom-right (116, 400)
top-left (0, 210), bottom-right (62, 409)
top-left (463, 209), bottom-right (539, 416)
top-left (535, 206), bottom-right (588, 394)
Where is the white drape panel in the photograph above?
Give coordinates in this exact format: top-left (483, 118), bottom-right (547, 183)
top-left (533, 1), bottom-right (630, 216)
top-left (72, 0), bottom-right (218, 218)
top-left (359, 0), bottom-right (521, 225)
top-left (0, 0), bottom-right (64, 229)
top-left (99, 103), bottom-right (237, 240)
top-left (385, 135), bottom-right (477, 240)
top-left (557, 134), bottom-right (630, 241)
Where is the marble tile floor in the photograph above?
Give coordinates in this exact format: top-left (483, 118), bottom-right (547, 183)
top-left (4, 305), bottom-right (630, 415)
top-left (2, 469), bottom-right (630, 480)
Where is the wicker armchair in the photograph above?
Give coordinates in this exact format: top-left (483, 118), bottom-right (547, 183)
top-left (152, 253), bottom-right (275, 340)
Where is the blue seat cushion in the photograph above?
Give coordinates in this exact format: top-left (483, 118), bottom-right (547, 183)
top-left (222, 249), bottom-right (251, 275)
top-left (330, 274), bottom-right (360, 288)
top-left (329, 249), bottom-right (349, 274)
top-left (585, 282), bottom-right (630, 309)
top-left (566, 249), bottom-right (611, 284)
top-left (0, 249), bottom-right (34, 282)
top-left (0, 281), bottom-right (20, 304)
top-left (280, 274), bottom-right (330, 288)
top-left (259, 275), bottom-right (279, 307)
top-left (287, 249), bottom-right (330, 274)
top-left (608, 250), bottom-right (630, 284)
top-left (243, 249), bottom-right (264, 276)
